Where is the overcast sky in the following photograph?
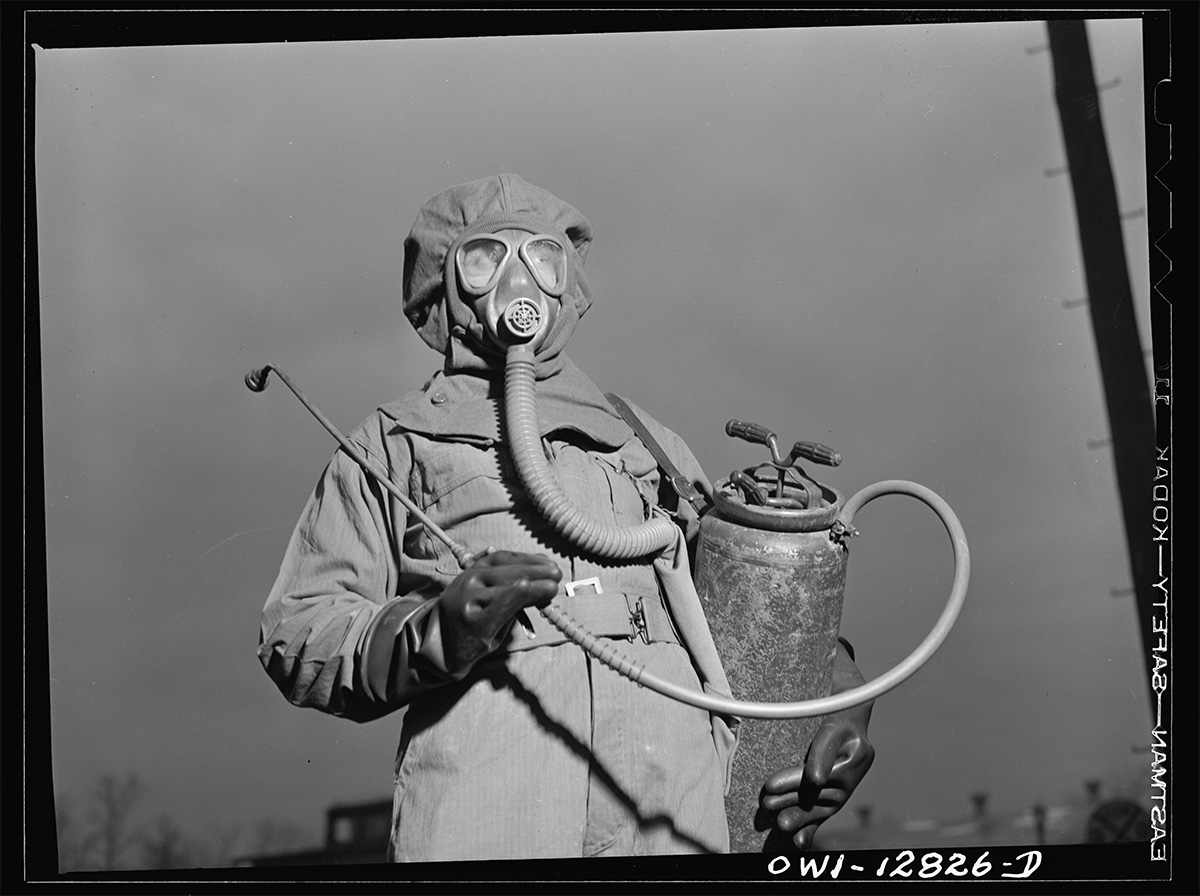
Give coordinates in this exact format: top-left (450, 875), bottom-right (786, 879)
top-left (33, 14), bottom-right (1160, 860)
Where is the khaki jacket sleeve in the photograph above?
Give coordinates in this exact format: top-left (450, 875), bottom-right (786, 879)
top-left (257, 424), bottom-right (410, 723)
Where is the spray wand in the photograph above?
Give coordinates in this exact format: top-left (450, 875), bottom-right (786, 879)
top-left (246, 363), bottom-right (968, 720)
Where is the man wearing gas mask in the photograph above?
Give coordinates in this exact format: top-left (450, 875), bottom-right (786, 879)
top-left (258, 174), bottom-right (874, 860)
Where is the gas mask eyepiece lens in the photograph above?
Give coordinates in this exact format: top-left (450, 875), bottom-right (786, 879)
top-left (455, 233), bottom-right (568, 298)
top-left (458, 238), bottom-right (510, 293)
top-left (521, 238), bottom-right (566, 293)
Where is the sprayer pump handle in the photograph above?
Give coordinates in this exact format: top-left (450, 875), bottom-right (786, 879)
top-left (789, 441), bottom-right (842, 467)
top-left (726, 420), bottom-right (775, 446)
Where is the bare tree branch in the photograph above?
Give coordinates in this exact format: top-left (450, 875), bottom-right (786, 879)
top-left (140, 813), bottom-right (191, 869)
top-left (86, 773), bottom-right (145, 870)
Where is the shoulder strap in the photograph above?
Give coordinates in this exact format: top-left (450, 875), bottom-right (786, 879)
top-left (605, 393), bottom-right (711, 517)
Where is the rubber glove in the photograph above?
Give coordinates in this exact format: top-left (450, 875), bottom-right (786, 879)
top-left (361, 551), bottom-right (561, 708)
top-left (759, 640), bottom-right (875, 852)
top-left (436, 550), bottom-right (563, 671)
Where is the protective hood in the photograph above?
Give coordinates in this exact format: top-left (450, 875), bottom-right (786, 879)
top-left (403, 174), bottom-right (594, 378)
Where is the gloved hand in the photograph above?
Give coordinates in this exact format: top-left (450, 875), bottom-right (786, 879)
top-left (437, 550), bottom-right (563, 672)
top-left (361, 550), bottom-right (561, 711)
top-left (759, 642), bottom-right (875, 852)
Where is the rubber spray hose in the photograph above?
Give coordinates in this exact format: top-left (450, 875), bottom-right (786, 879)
top-left (246, 363), bottom-right (969, 719)
top-left (539, 479), bottom-right (970, 719)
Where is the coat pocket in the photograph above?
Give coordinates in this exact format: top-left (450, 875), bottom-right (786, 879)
top-left (409, 438), bottom-right (531, 575)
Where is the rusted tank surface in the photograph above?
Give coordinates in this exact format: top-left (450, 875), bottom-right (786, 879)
top-left (695, 485), bottom-right (848, 855)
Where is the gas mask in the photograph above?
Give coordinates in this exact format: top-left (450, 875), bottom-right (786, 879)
top-left (450, 226), bottom-right (677, 559)
top-left (455, 229), bottom-right (567, 353)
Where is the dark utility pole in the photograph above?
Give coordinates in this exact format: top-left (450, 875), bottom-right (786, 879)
top-left (1046, 20), bottom-right (1158, 718)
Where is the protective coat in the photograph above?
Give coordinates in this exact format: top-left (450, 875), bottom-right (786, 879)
top-left (258, 174), bottom-right (738, 858)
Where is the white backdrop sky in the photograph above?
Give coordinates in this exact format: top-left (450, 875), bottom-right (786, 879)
top-left (33, 12), bottom-right (1164, 857)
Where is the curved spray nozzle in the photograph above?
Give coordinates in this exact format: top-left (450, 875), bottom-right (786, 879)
top-left (244, 363), bottom-right (476, 568)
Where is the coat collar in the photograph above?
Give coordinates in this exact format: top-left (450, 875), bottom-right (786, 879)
top-left (377, 354), bottom-right (633, 449)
